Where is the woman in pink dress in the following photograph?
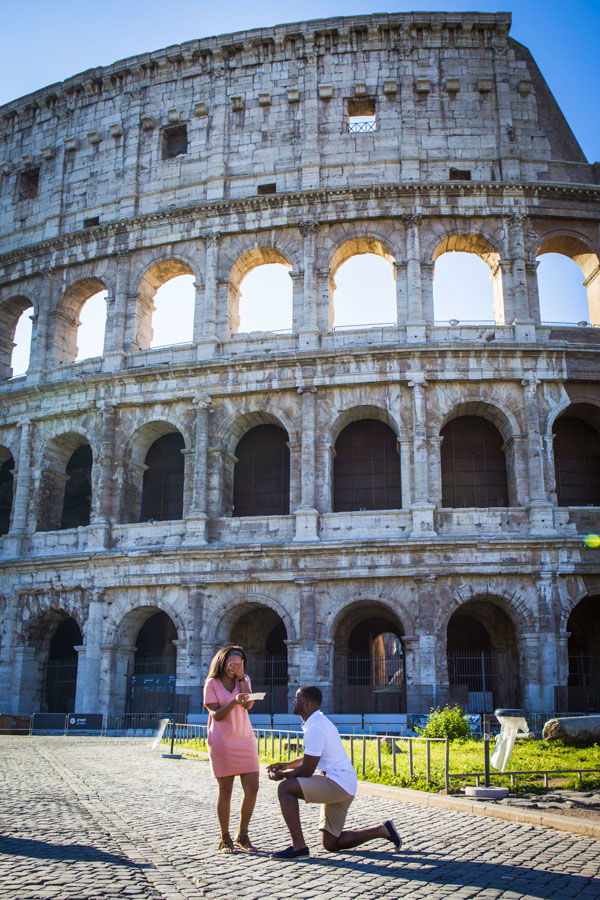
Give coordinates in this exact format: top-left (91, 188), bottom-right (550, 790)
top-left (203, 645), bottom-right (260, 853)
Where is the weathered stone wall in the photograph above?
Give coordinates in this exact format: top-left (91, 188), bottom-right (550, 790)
top-left (0, 12), bottom-right (599, 719)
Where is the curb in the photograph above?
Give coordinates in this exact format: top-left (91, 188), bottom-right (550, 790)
top-left (178, 748), bottom-right (600, 840)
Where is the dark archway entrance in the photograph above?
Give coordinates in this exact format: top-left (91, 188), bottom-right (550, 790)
top-left (567, 596), bottom-right (600, 712)
top-left (228, 605), bottom-right (289, 713)
top-left (43, 617), bottom-right (82, 712)
top-left (333, 419), bottom-right (401, 512)
top-left (233, 424), bottom-right (290, 516)
top-left (0, 453), bottom-right (14, 535)
top-left (447, 600), bottom-right (520, 712)
top-left (553, 412), bottom-right (600, 506)
top-left (140, 433), bottom-right (185, 521)
top-left (334, 610), bottom-right (405, 713)
top-left (127, 611), bottom-right (183, 714)
top-left (61, 444), bottom-right (92, 528)
top-left (441, 416), bottom-right (508, 507)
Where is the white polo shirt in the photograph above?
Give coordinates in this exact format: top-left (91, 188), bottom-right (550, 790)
top-left (302, 710), bottom-right (358, 796)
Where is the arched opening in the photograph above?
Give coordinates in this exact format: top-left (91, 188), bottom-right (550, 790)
top-left (441, 415), bottom-right (509, 507)
top-left (229, 248), bottom-right (293, 335)
top-left (151, 275), bottom-right (195, 347)
top-left (140, 432), bottom-right (185, 522)
top-left (39, 434), bottom-right (92, 532)
top-left (238, 264), bottom-right (293, 333)
top-left (553, 406), bottom-right (600, 506)
top-left (136, 260), bottom-right (195, 351)
top-left (537, 236), bottom-right (600, 326)
top-left (0, 449), bottom-right (15, 535)
top-left (333, 419), bottom-right (401, 512)
top-left (332, 254), bottom-right (396, 329)
top-left (0, 296), bottom-right (33, 379)
top-left (227, 604), bottom-right (288, 714)
top-left (330, 240), bottom-right (396, 330)
top-left (233, 424), bottom-right (290, 516)
top-left (432, 235), bottom-right (502, 323)
top-left (127, 610), bottom-right (180, 715)
top-left (55, 278), bottom-right (108, 365)
top-left (61, 444), bottom-right (92, 529)
top-left (334, 604), bottom-right (405, 713)
top-left (43, 616), bottom-right (82, 713)
top-left (567, 596), bottom-right (600, 713)
top-left (447, 600), bottom-right (520, 712)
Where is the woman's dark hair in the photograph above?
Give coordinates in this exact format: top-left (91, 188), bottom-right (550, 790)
top-left (207, 645), bottom-right (247, 680)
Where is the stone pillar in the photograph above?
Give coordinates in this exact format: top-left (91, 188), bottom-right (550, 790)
top-left (185, 395), bottom-right (211, 543)
top-left (300, 47), bottom-right (320, 191)
top-left (407, 374), bottom-right (435, 535)
top-left (493, 42), bottom-right (521, 182)
top-left (522, 374), bottom-right (554, 532)
top-left (13, 645), bottom-right (40, 715)
top-left (394, 261), bottom-right (408, 327)
top-left (28, 270), bottom-right (57, 378)
top-left (105, 644), bottom-right (136, 716)
top-left (205, 67), bottom-right (227, 201)
top-left (315, 639), bottom-right (334, 712)
top-left (299, 221), bottom-right (319, 348)
top-left (294, 387), bottom-right (319, 541)
top-left (103, 253), bottom-right (131, 369)
top-left (506, 214), bottom-right (533, 328)
top-left (197, 232), bottom-right (220, 359)
top-left (73, 595), bottom-right (105, 712)
top-left (3, 420), bottom-right (33, 557)
top-left (585, 264), bottom-right (600, 326)
top-left (192, 279), bottom-right (206, 344)
top-left (289, 272), bottom-right (304, 335)
top-left (404, 215), bottom-right (426, 342)
top-left (91, 402), bottom-right (117, 535)
top-left (398, 437), bottom-right (413, 508)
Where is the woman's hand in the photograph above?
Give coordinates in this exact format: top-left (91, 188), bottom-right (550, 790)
top-left (235, 692), bottom-right (250, 707)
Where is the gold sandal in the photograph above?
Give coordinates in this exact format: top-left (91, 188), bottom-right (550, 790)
top-left (234, 831), bottom-right (257, 852)
top-left (218, 833), bottom-right (236, 853)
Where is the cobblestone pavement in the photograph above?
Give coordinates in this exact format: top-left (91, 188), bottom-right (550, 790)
top-left (1, 737), bottom-right (599, 900)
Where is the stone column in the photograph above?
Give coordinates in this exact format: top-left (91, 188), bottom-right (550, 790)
top-left (300, 46), bottom-right (320, 191)
top-left (315, 639), bottom-right (334, 711)
top-left (185, 395), bottom-right (211, 543)
top-left (404, 215), bottom-right (426, 342)
top-left (3, 419), bottom-right (33, 557)
top-left (28, 270), bottom-right (60, 379)
top-left (12, 645), bottom-right (40, 715)
top-left (398, 437), bottom-right (413, 508)
top-left (522, 374), bottom-right (554, 532)
top-left (91, 402), bottom-right (117, 540)
top-left (394, 261), bottom-right (408, 327)
top-left (507, 215), bottom-right (537, 341)
top-left (197, 233), bottom-right (220, 359)
top-left (294, 387), bottom-right (319, 541)
top-left (103, 253), bottom-right (131, 370)
top-left (205, 65), bottom-right (227, 201)
top-left (294, 578), bottom-right (320, 695)
top-left (299, 221), bottom-right (319, 348)
top-left (192, 279), bottom-right (206, 344)
top-left (407, 374), bottom-right (436, 535)
top-left (585, 264), bottom-right (600, 326)
top-left (493, 42), bottom-right (520, 182)
top-left (73, 594), bottom-right (105, 712)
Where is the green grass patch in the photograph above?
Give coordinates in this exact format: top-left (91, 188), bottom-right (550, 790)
top-left (166, 732), bottom-right (600, 794)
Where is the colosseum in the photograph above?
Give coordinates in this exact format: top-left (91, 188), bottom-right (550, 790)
top-left (1, 11), bottom-right (599, 726)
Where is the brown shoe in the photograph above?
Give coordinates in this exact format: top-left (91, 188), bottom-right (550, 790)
top-left (218, 833), bottom-right (236, 853)
top-left (234, 831), bottom-right (257, 852)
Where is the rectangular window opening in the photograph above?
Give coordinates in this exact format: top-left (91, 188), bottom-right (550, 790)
top-left (257, 183), bottom-right (277, 195)
top-left (83, 216), bottom-right (100, 228)
top-left (449, 168), bottom-right (471, 181)
top-left (163, 124), bottom-right (188, 159)
top-left (19, 168), bottom-right (40, 200)
top-left (347, 98), bottom-right (376, 134)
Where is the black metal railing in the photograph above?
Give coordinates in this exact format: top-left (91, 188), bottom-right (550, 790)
top-left (336, 655), bottom-right (405, 714)
top-left (447, 649), bottom-right (519, 712)
top-left (348, 120), bottom-right (377, 133)
top-left (568, 653), bottom-right (600, 712)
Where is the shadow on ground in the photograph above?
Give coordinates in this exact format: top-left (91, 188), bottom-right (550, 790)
top-left (0, 835), bottom-right (150, 869)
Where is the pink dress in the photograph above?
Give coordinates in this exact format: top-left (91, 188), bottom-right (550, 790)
top-left (203, 676), bottom-right (260, 778)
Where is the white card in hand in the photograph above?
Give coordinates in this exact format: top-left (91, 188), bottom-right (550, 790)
top-left (247, 692), bottom-right (266, 700)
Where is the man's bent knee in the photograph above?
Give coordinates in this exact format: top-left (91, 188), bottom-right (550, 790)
top-left (277, 778), bottom-right (304, 800)
top-left (321, 830), bottom-right (340, 852)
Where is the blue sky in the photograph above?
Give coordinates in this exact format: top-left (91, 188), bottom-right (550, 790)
top-left (2, 1), bottom-right (599, 161)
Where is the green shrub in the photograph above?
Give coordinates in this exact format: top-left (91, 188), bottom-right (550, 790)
top-left (417, 705), bottom-right (472, 741)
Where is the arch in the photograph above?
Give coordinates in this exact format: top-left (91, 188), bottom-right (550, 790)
top-left (438, 398), bottom-right (518, 443)
top-left (0, 446), bottom-right (15, 535)
top-left (446, 597), bottom-right (521, 712)
top-left (38, 432), bottom-right (93, 532)
top-left (228, 247), bottom-right (293, 335)
top-left (233, 423), bottom-right (290, 516)
top-left (537, 234), bottom-right (600, 326)
top-left (222, 409), bottom-right (296, 455)
top-left (440, 415), bottom-right (509, 508)
top-left (213, 598), bottom-right (290, 714)
top-left (20, 608), bottom-right (83, 714)
top-left (135, 258), bottom-right (195, 350)
top-left (54, 277), bottom-right (108, 365)
top-left (330, 404), bottom-right (401, 446)
top-left (0, 295), bottom-right (34, 379)
top-left (567, 595), bottom-right (600, 713)
top-left (333, 418), bottom-right (401, 512)
top-left (329, 237), bottom-right (396, 331)
top-left (552, 404), bottom-right (600, 506)
top-left (121, 421), bottom-right (186, 524)
top-left (332, 599), bottom-right (406, 714)
top-left (432, 234), bottom-right (502, 324)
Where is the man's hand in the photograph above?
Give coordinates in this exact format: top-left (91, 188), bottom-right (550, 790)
top-left (267, 762), bottom-right (288, 780)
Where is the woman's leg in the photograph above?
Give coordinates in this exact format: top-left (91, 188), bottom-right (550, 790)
top-left (216, 775), bottom-right (235, 849)
top-left (238, 771), bottom-right (259, 835)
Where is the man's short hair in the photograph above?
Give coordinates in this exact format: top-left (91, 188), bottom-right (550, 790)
top-left (299, 685), bottom-right (322, 707)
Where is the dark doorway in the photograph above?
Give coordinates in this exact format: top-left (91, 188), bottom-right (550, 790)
top-left (336, 616), bottom-right (404, 713)
top-left (140, 433), bottom-right (185, 521)
top-left (333, 419), bottom-right (401, 512)
top-left (43, 617), bottom-right (82, 713)
top-left (230, 606), bottom-right (289, 713)
top-left (61, 444), bottom-right (92, 528)
top-left (441, 415), bottom-right (508, 507)
top-left (233, 424), bottom-right (290, 516)
top-left (128, 611), bottom-right (181, 714)
top-left (553, 416), bottom-right (600, 506)
top-left (0, 455), bottom-right (14, 535)
top-left (567, 596), bottom-right (600, 712)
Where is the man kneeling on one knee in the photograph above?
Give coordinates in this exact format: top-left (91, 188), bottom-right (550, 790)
top-left (267, 685), bottom-right (402, 860)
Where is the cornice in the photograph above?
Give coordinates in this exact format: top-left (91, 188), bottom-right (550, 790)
top-left (1, 181), bottom-right (599, 276)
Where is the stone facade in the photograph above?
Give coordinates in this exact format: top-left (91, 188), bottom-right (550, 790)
top-left (0, 12), bottom-right (599, 719)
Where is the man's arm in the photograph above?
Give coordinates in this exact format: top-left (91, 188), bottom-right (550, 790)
top-left (267, 754), bottom-right (320, 780)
